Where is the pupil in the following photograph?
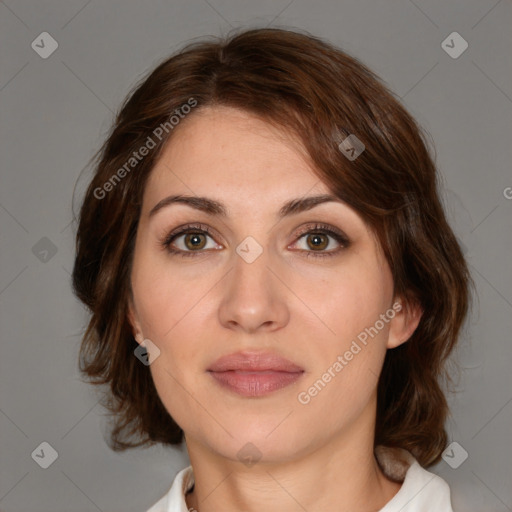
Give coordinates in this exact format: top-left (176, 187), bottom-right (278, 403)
top-left (309, 233), bottom-right (327, 250)
top-left (186, 233), bottom-right (205, 250)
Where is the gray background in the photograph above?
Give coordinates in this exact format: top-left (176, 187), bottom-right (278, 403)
top-left (1, 1), bottom-right (511, 511)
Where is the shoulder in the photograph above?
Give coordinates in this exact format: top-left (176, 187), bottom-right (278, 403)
top-left (376, 446), bottom-right (454, 512)
top-left (145, 465), bottom-right (194, 512)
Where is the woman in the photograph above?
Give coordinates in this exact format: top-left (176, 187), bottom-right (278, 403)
top-left (72, 27), bottom-right (472, 511)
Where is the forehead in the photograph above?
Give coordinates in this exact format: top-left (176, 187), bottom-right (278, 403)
top-left (143, 106), bottom-right (330, 208)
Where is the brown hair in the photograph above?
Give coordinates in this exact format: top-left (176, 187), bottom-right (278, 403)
top-left (72, 27), bottom-right (473, 467)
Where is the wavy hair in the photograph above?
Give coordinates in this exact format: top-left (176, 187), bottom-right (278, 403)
top-left (72, 27), bottom-right (473, 466)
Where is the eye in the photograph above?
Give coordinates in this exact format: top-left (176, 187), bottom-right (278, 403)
top-left (290, 223), bottom-right (350, 258)
top-left (160, 223), bottom-right (222, 257)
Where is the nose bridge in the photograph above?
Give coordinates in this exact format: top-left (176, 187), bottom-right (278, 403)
top-left (230, 237), bottom-right (275, 306)
top-left (217, 235), bottom-right (289, 332)
top-left (233, 236), bottom-right (270, 288)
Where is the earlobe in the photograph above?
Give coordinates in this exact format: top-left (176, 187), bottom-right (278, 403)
top-left (386, 298), bottom-right (423, 349)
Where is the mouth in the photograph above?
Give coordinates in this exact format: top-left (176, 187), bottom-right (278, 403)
top-left (207, 351), bottom-right (305, 397)
top-left (207, 369), bottom-right (304, 397)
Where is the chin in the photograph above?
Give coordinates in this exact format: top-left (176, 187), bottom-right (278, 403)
top-left (210, 419), bottom-right (313, 463)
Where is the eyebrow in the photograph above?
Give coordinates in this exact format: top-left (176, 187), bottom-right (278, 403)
top-left (148, 194), bottom-right (345, 219)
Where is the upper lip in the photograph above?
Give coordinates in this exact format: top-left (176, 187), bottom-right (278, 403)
top-left (207, 351), bottom-right (304, 372)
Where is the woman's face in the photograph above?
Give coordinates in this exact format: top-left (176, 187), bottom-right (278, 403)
top-left (129, 106), bottom-right (417, 462)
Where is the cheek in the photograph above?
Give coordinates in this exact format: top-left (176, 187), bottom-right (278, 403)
top-left (301, 252), bottom-right (392, 344)
top-left (132, 267), bottom-right (212, 432)
top-left (133, 274), bottom-right (210, 380)
top-left (131, 246), bottom-right (214, 340)
top-left (296, 289), bottom-right (391, 432)
top-left (294, 254), bottom-right (392, 407)
top-left (130, 248), bottom-right (218, 371)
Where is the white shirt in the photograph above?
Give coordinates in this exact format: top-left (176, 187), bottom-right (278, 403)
top-left (146, 446), bottom-right (453, 512)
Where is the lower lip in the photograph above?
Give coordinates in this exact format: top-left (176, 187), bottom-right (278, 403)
top-left (208, 370), bottom-right (304, 397)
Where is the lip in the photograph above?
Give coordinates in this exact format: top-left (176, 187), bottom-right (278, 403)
top-left (207, 350), bottom-right (304, 372)
top-left (207, 351), bottom-right (304, 397)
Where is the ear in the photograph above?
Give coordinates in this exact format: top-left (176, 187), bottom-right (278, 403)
top-left (127, 296), bottom-right (144, 345)
top-left (386, 296), bottom-right (423, 349)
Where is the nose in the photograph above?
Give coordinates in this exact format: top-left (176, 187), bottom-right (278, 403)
top-left (217, 245), bottom-right (290, 334)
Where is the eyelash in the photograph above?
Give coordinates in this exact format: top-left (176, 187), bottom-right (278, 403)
top-left (159, 222), bottom-right (350, 259)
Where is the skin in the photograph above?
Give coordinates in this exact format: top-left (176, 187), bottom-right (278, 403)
top-left (128, 106), bottom-right (422, 512)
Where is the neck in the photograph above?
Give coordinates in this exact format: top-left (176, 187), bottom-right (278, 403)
top-left (184, 404), bottom-right (401, 512)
